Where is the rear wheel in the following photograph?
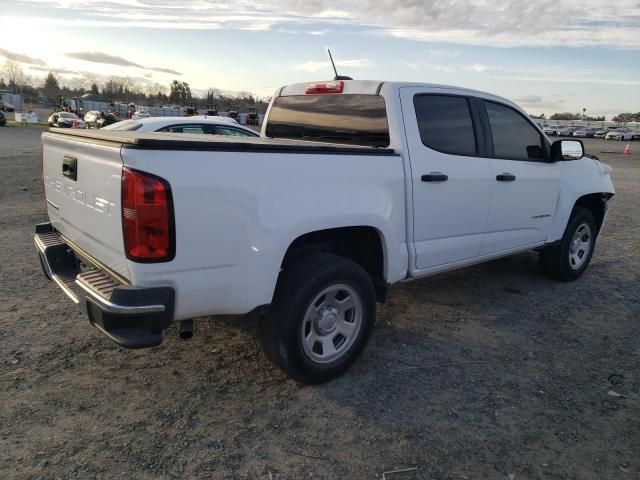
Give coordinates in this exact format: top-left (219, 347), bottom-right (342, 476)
top-left (540, 207), bottom-right (597, 281)
top-left (259, 253), bottom-right (376, 384)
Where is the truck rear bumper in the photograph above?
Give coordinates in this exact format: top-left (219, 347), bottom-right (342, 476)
top-left (34, 223), bottom-right (175, 348)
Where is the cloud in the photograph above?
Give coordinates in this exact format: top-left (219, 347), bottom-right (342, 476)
top-left (294, 58), bottom-right (372, 72)
top-left (67, 51), bottom-right (144, 68)
top-left (29, 65), bottom-right (81, 75)
top-left (491, 74), bottom-right (640, 87)
top-left (465, 63), bottom-right (488, 73)
top-left (5, 0), bottom-right (639, 49)
top-left (0, 48), bottom-right (46, 66)
top-left (514, 95), bottom-right (565, 110)
top-left (515, 95), bottom-right (545, 104)
top-left (431, 64), bottom-right (455, 73)
top-left (403, 61), bottom-right (455, 73)
top-left (402, 61), bottom-right (420, 71)
top-left (66, 51), bottom-right (182, 75)
top-left (149, 66), bottom-right (182, 75)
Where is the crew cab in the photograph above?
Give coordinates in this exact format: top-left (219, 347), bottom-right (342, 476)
top-left (35, 80), bottom-right (615, 383)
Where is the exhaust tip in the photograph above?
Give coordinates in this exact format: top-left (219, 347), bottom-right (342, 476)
top-left (179, 319), bottom-right (193, 340)
top-left (179, 330), bottom-right (193, 340)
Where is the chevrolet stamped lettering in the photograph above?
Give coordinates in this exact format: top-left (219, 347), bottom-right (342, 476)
top-left (45, 175), bottom-right (116, 216)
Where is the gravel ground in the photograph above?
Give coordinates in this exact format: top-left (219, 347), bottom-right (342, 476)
top-left (1, 127), bottom-right (638, 480)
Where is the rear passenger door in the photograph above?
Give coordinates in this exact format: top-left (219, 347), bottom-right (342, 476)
top-left (479, 100), bottom-right (560, 254)
top-left (400, 88), bottom-right (493, 270)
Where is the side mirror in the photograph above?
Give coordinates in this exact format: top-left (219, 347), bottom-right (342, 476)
top-left (551, 139), bottom-right (584, 161)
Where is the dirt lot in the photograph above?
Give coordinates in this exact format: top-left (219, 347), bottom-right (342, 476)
top-left (1, 127), bottom-right (638, 480)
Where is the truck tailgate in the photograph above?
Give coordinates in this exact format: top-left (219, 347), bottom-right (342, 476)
top-left (42, 132), bottom-right (129, 280)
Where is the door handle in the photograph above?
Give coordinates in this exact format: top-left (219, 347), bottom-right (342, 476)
top-left (421, 172), bottom-right (448, 182)
top-left (496, 173), bottom-right (516, 182)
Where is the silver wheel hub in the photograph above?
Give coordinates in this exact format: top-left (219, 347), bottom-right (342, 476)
top-left (316, 306), bottom-right (339, 334)
top-left (301, 284), bottom-right (363, 364)
top-left (568, 223), bottom-right (592, 270)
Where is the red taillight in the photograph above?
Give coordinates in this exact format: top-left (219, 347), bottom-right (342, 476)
top-left (305, 81), bottom-right (344, 94)
top-left (122, 168), bottom-right (175, 262)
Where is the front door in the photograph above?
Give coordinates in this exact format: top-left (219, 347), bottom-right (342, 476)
top-left (479, 100), bottom-right (561, 254)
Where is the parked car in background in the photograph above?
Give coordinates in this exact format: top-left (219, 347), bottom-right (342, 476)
top-left (47, 112), bottom-right (86, 128)
top-left (0, 101), bottom-right (15, 112)
top-left (102, 116), bottom-right (259, 137)
top-left (593, 129), bottom-right (608, 139)
top-left (605, 128), bottom-right (634, 141)
top-left (0, 111), bottom-right (6, 126)
top-left (632, 130), bottom-right (640, 140)
top-left (558, 126), bottom-right (579, 136)
top-left (544, 125), bottom-right (569, 136)
top-left (206, 104), bottom-right (218, 116)
top-left (131, 110), bottom-right (151, 120)
top-left (227, 106), bottom-right (240, 121)
top-left (84, 111), bottom-right (119, 129)
top-left (246, 107), bottom-right (259, 125)
top-left (572, 128), bottom-right (598, 138)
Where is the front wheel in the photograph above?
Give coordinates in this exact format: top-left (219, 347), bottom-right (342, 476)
top-left (539, 207), bottom-right (597, 281)
top-left (259, 253), bottom-right (376, 384)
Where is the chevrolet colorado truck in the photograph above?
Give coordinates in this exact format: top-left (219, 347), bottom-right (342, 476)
top-left (35, 80), bottom-right (615, 383)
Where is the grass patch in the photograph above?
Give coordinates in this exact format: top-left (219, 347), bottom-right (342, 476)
top-left (3, 121), bottom-right (50, 129)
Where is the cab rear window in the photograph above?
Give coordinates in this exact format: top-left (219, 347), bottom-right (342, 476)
top-left (265, 95), bottom-right (390, 147)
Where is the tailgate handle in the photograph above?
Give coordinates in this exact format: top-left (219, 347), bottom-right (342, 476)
top-left (62, 156), bottom-right (77, 181)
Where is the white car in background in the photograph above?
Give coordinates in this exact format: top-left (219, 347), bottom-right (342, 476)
top-left (605, 128), bottom-right (634, 141)
top-left (542, 126), bottom-right (558, 136)
top-left (131, 110), bottom-right (151, 120)
top-left (557, 126), bottom-right (579, 137)
top-left (102, 116), bottom-right (259, 137)
top-left (593, 129), bottom-right (608, 139)
top-left (572, 128), bottom-right (597, 138)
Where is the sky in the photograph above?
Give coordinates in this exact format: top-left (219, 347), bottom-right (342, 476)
top-left (1, 0), bottom-right (639, 118)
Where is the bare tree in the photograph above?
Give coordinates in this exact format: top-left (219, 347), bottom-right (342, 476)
top-left (145, 82), bottom-right (167, 97)
top-left (62, 76), bottom-right (85, 92)
top-left (2, 60), bottom-right (25, 91)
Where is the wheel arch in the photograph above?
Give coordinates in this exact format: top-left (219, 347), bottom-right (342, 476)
top-left (547, 177), bottom-right (615, 244)
top-left (573, 192), bottom-right (614, 234)
top-left (279, 226), bottom-right (390, 302)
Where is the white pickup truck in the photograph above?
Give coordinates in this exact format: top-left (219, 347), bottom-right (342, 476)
top-left (36, 80), bottom-right (614, 383)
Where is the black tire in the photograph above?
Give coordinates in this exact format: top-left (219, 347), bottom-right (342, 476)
top-left (540, 207), bottom-right (597, 281)
top-left (259, 253), bottom-right (376, 384)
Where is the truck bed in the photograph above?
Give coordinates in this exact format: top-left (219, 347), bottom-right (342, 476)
top-left (46, 128), bottom-right (396, 155)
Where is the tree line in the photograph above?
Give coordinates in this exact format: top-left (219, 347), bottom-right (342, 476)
top-left (1, 61), bottom-right (269, 112)
top-left (1, 59), bottom-right (638, 121)
top-left (531, 112), bottom-right (606, 121)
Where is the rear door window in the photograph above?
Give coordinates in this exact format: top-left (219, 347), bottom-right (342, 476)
top-left (212, 126), bottom-right (257, 137)
top-left (413, 95), bottom-right (477, 156)
top-left (159, 124), bottom-right (206, 134)
top-left (265, 94), bottom-right (390, 147)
